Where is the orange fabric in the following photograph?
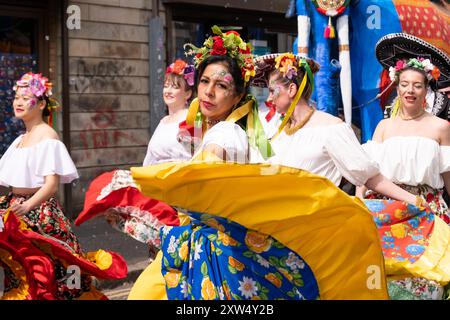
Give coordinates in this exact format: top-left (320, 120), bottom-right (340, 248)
top-left (393, 0), bottom-right (450, 54)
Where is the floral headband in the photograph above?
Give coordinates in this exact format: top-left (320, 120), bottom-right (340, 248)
top-left (166, 59), bottom-right (195, 87)
top-left (274, 53), bottom-right (315, 92)
top-left (184, 25), bottom-right (255, 83)
top-left (13, 72), bottom-right (53, 98)
top-left (13, 72), bottom-right (60, 129)
top-left (389, 57), bottom-right (441, 82)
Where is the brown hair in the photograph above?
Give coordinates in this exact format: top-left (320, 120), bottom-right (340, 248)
top-left (164, 73), bottom-right (194, 93)
top-left (269, 58), bottom-right (320, 101)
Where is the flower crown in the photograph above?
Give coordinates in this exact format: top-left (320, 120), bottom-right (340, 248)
top-left (13, 72), bottom-right (53, 98)
top-left (184, 25), bottom-right (255, 83)
top-left (275, 53), bottom-right (299, 80)
top-left (166, 59), bottom-right (195, 87)
top-left (389, 57), bottom-right (441, 82)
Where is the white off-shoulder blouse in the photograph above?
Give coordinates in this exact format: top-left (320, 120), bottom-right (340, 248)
top-left (143, 121), bottom-right (192, 166)
top-left (363, 136), bottom-right (450, 189)
top-left (0, 135), bottom-right (79, 188)
top-left (268, 122), bottom-right (380, 186)
top-left (194, 121), bottom-right (249, 163)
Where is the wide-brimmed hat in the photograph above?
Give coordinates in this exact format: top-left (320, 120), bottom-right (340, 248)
top-left (251, 53), bottom-right (319, 88)
top-left (375, 33), bottom-right (450, 90)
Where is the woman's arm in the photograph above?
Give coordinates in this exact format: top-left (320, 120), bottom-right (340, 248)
top-left (365, 173), bottom-right (417, 205)
top-left (355, 185), bottom-right (367, 200)
top-left (10, 174), bottom-right (59, 216)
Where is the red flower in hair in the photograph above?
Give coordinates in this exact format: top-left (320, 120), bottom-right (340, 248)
top-left (225, 30), bottom-right (240, 36)
top-left (172, 60), bottom-right (187, 74)
top-left (239, 46), bottom-right (251, 55)
top-left (211, 36), bottom-right (226, 55)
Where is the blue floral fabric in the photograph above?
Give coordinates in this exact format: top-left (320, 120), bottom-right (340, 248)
top-left (160, 211), bottom-right (320, 300)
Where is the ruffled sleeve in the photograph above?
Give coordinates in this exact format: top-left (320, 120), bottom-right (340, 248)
top-left (198, 122), bottom-right (249, 163)
top-left (34, 139), bottom-right (79, 184)
top-left (440, 146), bottom-right (450, 173)
top-left (324, 124), bottom-right (380, 186)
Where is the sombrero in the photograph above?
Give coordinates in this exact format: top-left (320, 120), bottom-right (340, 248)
top-left (251, 53), bottom-right (320, 88)
top-left (375, 33), bottom-right (450, 90)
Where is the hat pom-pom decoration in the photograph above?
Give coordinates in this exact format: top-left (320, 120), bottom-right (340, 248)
top-left (324, 17), bottom-right (335, 39)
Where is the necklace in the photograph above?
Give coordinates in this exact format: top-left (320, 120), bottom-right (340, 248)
top-left (400, 109), bottom-right (425, 121)
top-left (206, 119), bottom-right (223, 126)
top-left (284, 107), bottom-right (315, 136)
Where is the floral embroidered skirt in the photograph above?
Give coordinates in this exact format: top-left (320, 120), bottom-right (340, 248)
top-left (160, 212), bottom-right (319, 300)
top-left (0, 193), bottom-right (128, 300)
top-left (364, 185), bottom-right (450, 300)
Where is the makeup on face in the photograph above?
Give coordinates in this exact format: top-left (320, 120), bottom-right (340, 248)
top-left (204, 68), bottom-right (235, 97)
top-left (198, 63), bottom-right (241, 122)
top-left (14, 87), bottom-right (39, 112)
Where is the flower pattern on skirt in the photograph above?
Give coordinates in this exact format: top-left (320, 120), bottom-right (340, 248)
top-left (160, 211), bottom-right (319, 300)
top-left (363, 199), bottom-right (433, 264)
top-left (366, 184), bottom-right (449, 225)
top-left (364, 185), bottom-right (449, 300)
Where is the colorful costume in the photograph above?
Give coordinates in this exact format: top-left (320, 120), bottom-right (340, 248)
top-left (129, 162), bottom-right (389, 300)
top-left (127, 103), bottom-right (388, 300)
top-left (361, 33), bottom-right (450, 300)
top-left (0, 135), bottom-right (127, 299)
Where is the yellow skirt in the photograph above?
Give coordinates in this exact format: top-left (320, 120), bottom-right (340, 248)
top-left (129, 162), bottom-right (389, 300)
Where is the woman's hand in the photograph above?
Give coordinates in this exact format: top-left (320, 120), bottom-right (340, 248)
top-left (10, 200), bottom-right (33, 216)
top-left (411, 195), bottom-right (432, 212)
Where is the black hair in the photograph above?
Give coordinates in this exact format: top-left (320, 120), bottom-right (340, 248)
top-left (37, 96), bottom-right (51, 117)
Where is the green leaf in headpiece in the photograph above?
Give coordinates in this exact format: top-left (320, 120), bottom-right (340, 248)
top-left (407, 58), bottom-right (422, 69)
top-left (211, 25), bottom-right (223, 35)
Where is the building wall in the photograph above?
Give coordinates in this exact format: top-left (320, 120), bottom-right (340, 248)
top-left (67, 0), bottom-right (163, 210)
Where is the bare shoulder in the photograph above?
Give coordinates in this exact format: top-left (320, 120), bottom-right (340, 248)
top-left (372, 118), bottom-right (390, 142)
top-left (433, 117), bottom-right (450, 144)
top-left (314, 110), bottom-right (343, 125)
top-left (37, 124), bottom-right (60, 141)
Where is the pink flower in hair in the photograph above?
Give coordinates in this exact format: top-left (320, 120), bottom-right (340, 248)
top-left (13, 72), bottom-right (53, 98)
top-left (395, 60), bottom-right (406, 71)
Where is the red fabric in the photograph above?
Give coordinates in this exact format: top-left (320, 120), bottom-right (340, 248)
top-left (379, 69), bottom-right (395, 111)
top-left (264, 101), bottom-right (277, 122)
top-left (2, 212), bottom-right (128, 280)
top-left (0, 215), bottom-right (57, 299)
top-left (75, 171), bottom-right (180, 227)
top-left (178, 120), bottom-right (195, 137)
top-left (1, 212), bottom-right (128, 299)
